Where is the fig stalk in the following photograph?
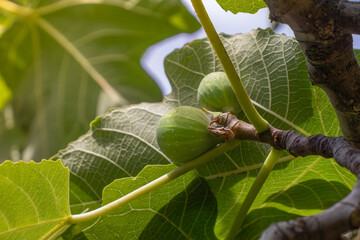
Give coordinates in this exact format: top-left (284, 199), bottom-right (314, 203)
top-left (190, 0), bottom-right (269, 133)
top-left (208, 112), bottom-right (258, 141)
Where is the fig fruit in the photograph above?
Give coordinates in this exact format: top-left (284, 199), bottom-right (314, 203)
top-left (197, 72), bottom-right (242, 115)
top-left (156, 106), bottom-right (222, 165)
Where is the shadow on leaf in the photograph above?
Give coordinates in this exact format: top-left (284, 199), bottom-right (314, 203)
top-left (264, 179), bottom-right (351, 210)
top-left (139, 177), bottom-right (218, 240)
top-left (238, 207), bottom-right (302, 240)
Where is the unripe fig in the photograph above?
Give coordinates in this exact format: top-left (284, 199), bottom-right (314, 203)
top-left (197, 72), bottom-right (242, 115)
top-left (156, 106), bottom-right (222, 165)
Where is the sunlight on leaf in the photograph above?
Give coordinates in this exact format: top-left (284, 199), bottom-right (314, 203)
top-left (0, 159), bottom-right (70, 239)
top-left (215, 0), bottom-right (267, 14)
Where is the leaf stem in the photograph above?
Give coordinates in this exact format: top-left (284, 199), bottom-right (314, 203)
top-left (0, 1), bottom-right (32, 16)
top-left (190, 0), bottom-right (269, 133)
top-left (225, 148), bottom-right (282, 240)
top-left (36, 0), bottom-right (156, 17)
top-left (36, 17), bottom-right (128, 106)
top-left (40, 219), bottom-right (70, 240)
top-left (68, 140), bottom-right (241, 224)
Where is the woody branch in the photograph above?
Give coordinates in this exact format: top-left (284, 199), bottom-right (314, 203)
top-left (208, 112), bottom-right (360, 239)
top-left (264, 0), bottom-right (360, 143)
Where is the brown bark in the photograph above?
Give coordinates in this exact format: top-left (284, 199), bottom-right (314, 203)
top-left (264, 0), bottom-right (360, 143)
top-left (211, 1), bottom-right (360, 237)
top-left (259, 181), bottom-right (360, 240)
top-left (208, 112), bottom-right (360, 239)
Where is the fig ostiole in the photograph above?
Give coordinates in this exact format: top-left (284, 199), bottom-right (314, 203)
top-left (197, 72), bottom-right (242, 115)
top-left (156, 106), bottom-right (222, 165)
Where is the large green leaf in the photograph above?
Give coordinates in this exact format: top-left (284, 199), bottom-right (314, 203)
top-left (0, 159), bottom-right (70, 239)
top-left (164, 28), bottom-right (355, 239)
top-left (0, 0), bottom-right (199, 161)
top-left (53, 28), bottom-right (356, 238)
top-left (54, 102), bottom-right (173, 215)
top-left (80, 165), bottom-right (218, 239)
top-left (215, 0), bottom-right (267, 14)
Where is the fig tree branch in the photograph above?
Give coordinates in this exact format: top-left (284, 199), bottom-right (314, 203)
top-left (209, 112), bottom-right (360, 239)
top-left (259, 180), bottom-right (360, 240)
top-left (255, 0), bottom-right (360, 238)
top-left (209, 113), bottom-right (360, 176)
top-left (264, 0), bottom-right (360, 143)
top-left (337, 1), bottom-right (360, 34)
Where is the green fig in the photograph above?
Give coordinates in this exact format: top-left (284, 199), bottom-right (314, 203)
top-left (156, 106), bottom-right (222, 165)
top-left (197, 72), bottom-right (242, 115)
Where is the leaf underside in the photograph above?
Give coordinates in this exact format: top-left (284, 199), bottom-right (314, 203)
top-left (52, 28), bottom-right (358, 239)
top-left (215, 0), bottom-right (267, 14)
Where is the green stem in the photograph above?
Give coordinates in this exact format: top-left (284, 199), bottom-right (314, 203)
top-left (69, 140), bottom-right (241, 224)
top-left (40, 219), bottom-right (70, 240)
top-left (190, 0), bottom-right (269, 133)
top-left (36, 0), bottom-right (100, 16)
top-left (36, 18), bottom-right (128, 106)
top-left (0, 1), bottom-right (32, 16)
top-left (225, 148), bottom-right (282, 240)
